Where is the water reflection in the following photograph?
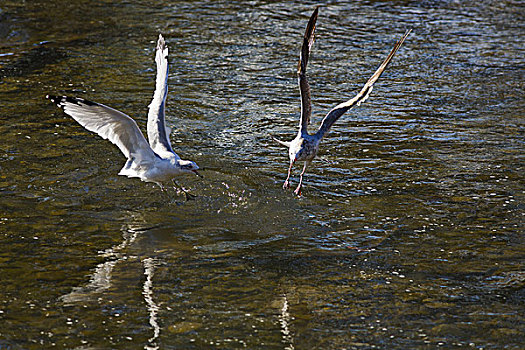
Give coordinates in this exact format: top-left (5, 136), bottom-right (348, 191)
top-left (0, 0), bottom-right (523, 348)
top-left (60, 260), bottom-right (118, 304)
top-left (60, 224), bottom-right (140, 304)
top-left (279, 294), bottom-right (294, 350)
top-left (60, 213), bottom-right (164, 348)
top-left (143, 258), bottom-right (160, 350)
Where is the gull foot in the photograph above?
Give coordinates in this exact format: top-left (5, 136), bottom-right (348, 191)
top-left (183, 191), bottom-right (197, 201)
top-left (283, 180), bottom-right (291, 189)
top-left (293, 186), bottom-right (302, 196)
top-left (172, 180), bottom-right (197, 201)
top-left (173, 186), bottom-right (197, 201)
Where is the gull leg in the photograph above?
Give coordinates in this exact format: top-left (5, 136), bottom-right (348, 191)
top-left (172, 180), bottom-right (196, 201)
top-left (157, 183), bottom-right (169, 195)
top-left (157, 182), bottom-right (173, 202)
top-left (294, 161), bottom-right (309, 196)
top-left (283, 161), bottom-right (294, 189)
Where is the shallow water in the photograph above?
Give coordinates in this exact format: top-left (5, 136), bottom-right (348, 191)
top-left (0, 0), bottom-right (523, 349)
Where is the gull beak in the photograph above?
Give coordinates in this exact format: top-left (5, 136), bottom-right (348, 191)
top-left (193, 169), bottom-right (202, 178)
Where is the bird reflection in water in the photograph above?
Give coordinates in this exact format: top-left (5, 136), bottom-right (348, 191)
top-left (60, 219), bottom-right (162, 349)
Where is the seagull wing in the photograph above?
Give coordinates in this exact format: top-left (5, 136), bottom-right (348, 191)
top-left (147, 34), bottom-right (179, 160)
top-left (298, 7), bottom-right (318, 134)
top-left (316, 29), bottom-right (411, 137)
top-left (48, 95), bottom-right (157, 165)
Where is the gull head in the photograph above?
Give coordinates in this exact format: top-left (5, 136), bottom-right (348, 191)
top-left (178, 159), bottom-right (201, 176)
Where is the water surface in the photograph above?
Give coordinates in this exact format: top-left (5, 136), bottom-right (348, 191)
top-left (0, 0), bottom-right (523, 349)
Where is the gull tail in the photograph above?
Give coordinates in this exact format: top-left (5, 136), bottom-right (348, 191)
top-left (271, 135), bottom-right (291, 148)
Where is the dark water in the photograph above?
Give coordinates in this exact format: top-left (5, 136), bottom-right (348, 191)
top-left (1, 0), bottom-right (523, 349)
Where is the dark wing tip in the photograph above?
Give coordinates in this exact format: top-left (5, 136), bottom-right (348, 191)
top-left (305, 6), bottom-right (319, 43)
top-left (397, 28), bottom-right (412, 47)
top-left (298, 6), bottom-right (319, 74)
top-left (46, 95), bottom-right (98, 108)
top-left (312, 5), bottom-right (320, 19)
top-left (46, 94), bottom-right (66, 106)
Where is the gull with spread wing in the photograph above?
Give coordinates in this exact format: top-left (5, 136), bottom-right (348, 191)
top-left (272, 7), bottom-right (411, 195)
top-left (48, 34), bottom-right (200, 191)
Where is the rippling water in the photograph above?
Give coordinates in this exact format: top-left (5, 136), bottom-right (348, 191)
top-left (0, 0), bottom-right (523, 348)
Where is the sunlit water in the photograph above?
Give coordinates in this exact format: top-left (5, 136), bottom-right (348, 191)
top-left (0, 0), bottom-right (523, 349)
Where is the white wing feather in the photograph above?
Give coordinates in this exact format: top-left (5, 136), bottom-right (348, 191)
top-left (147, 34), bottom-right (179, 160)
top-left (48, 96), bottom-right (157, 166)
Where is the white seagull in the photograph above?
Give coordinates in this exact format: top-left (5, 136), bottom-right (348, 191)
top-left (47, 34), bottom-right (200, 191)
top-left (272, 7), bottom-right (411, 195)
